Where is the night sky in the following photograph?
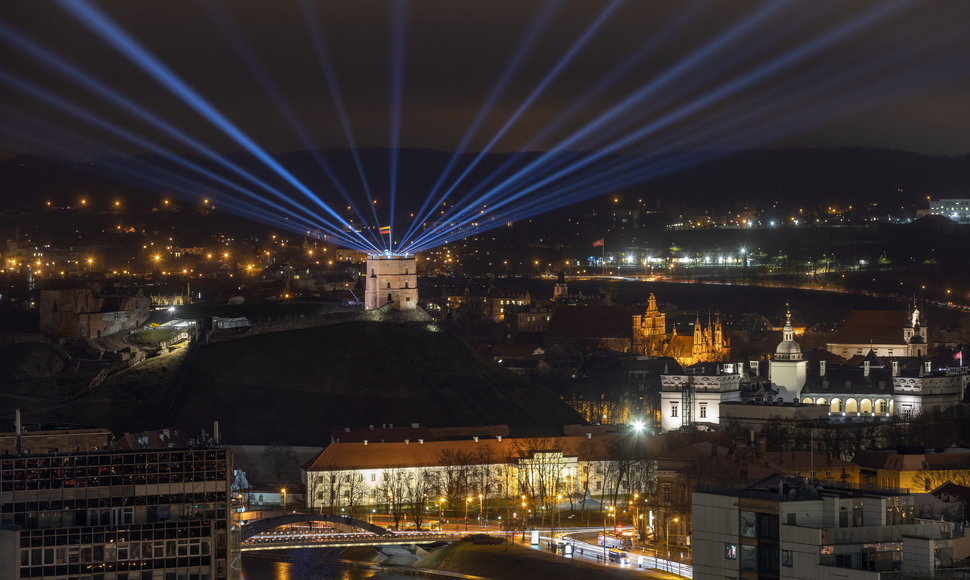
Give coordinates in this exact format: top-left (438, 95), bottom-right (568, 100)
top-left (2, 0), bottom-right (969, 161)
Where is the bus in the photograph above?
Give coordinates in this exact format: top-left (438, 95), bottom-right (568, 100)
top-left (598, 533), bottom-right (633, 549)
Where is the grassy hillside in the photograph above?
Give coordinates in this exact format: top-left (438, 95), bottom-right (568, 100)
top-left (173, 322), bottom-right (582, 444)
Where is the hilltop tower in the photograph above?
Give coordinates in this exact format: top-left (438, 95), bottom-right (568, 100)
top-left (364, 254), bottom-right (418, 310)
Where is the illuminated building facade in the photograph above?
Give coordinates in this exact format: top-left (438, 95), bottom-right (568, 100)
top-left (632, 293), bottom-right (730, 366)
top-left (364, 254), bottom-right (418, 310)
top-left (929, 198), bottom-right (970, 224)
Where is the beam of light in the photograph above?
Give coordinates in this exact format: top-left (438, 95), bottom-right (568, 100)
top-left (0, 110), bottom-right (374, 250)
top-left (300, 0), bottom-right (382, 235)
top-left (0, 20), bottom-right (376, 252)
top-left (387, 0), bottom-right (408, 250)
top-left (407, 0), bottom-right (794, 248)
top-left (414, 0), bottom-right (707, 235)
top-left (203, 0), bottom-right (384, 251)
top-left (398, 0), bottom-right (558, 246)
top-left (56, 0), bottom-right (378, 252)
top-left (413, 0), bottom-right (914, 248)
top-left (410, 2), bottom-right (945, 251)
top-left (408, 26), bottom-right (961, 253)
top-left (0, 69), bottom-right (371, 251)
top-left (400, 0), bottom-right (624, 248)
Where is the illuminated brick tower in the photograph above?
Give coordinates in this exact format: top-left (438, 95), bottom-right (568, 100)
top-left (364, 254), bottom-right (418, 310)
top-left (632, 292), bottom-right (666, 353)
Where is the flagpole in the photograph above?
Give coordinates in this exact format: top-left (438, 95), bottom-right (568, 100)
top-left (602, 238), bottom-right (606, 276)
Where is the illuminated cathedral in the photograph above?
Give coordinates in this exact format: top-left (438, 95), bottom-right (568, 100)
top-left (632, 293), bottom-right (730, 366)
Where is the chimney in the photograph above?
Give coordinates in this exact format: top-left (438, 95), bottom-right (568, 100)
top-left (820, 360), bottom-right (827, 377)
top-left (418, 439), bottom-right (424, 444)
top-left (864, 361), bottom-right (870, 377)
top-left (892, 361), bottom-right (899, 376)
top-left (344, 427), bottom-right (350, 433)
top-left (213, 421), bottom-right (220, 444)
top-left (389, 423), bottom-right (394, 429)
top-left (496, 436), bottom-right (502, 442)
top-left (363, 440), bottom-right (368, 446)
top-left (473, 436), bottom-right (479, 443)
top-left (411, 422), bottom-right (419, 428)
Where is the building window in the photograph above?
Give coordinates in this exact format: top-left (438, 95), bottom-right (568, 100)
top-left (670, 404), bottom-right (678, 418)
top-left (724, 544), bottom-right (737, 560)
top-left (782, 550), bottom-right (793, 567)
top-left (740, 511), bottom-right (756, 537)
top-left (699, 404), bottom-right (707, 419)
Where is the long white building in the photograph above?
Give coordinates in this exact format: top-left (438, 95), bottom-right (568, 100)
top-left (301, 434), bottom-right (647, 517)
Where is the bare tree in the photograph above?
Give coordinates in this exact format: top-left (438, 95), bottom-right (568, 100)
top-left (311, 466), bottom-right (344, 515)
top-left (437, 449), bottom-right (475, 503)
top-left (344, 472), bottom-right (367, 518)
top-left (406, 469), bottom-right (435, 529)
top-left (262, 441), bottom-right (297, 484)
top-left (376, 468), bottom-right (410, 528)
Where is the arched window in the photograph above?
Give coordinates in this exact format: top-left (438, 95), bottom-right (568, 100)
top-left (404, 282), bottom-right (409, 289)
top-left (387, 293), bottom-right (393, 303)
top-left (830, 399), bottom-right (842, 413)
top-left (845, 399), bottom-right (858, 413)
top-left (387, 282), bottom-right (391, 289)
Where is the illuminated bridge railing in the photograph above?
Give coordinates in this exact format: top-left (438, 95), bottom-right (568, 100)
top-left (240, 530), bottom-right (457, 551)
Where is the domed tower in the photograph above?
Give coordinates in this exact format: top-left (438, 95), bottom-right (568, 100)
top-left (770, 304), bottom-right (807, 401)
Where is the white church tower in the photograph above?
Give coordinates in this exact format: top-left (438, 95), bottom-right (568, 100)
top-left (770, 304), bottom-right (807, 401)
top-left (364, 254), bottom-right (418, 310)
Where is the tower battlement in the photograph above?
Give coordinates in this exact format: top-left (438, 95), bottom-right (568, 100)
top-left (364, 254), bottom-right (418, 310)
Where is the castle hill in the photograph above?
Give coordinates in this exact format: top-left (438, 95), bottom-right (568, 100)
top-left (1, 2), bottom-right (969, 579)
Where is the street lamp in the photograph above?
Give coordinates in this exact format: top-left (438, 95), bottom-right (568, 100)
top-left (667, 515), bottom-right (680, 567)
top-left (479, 493), bottom-right (485, 527)
top-left (465, 496), bottom-right (472, 531)
top-left (281, 488), bottom-right (287, 509)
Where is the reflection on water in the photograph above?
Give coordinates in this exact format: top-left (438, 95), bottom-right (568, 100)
top-left (242, 555), bottom-right (415, 580)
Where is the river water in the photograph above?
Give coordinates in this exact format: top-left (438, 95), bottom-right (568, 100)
top-left (242, 555), bottom-right (415, 580)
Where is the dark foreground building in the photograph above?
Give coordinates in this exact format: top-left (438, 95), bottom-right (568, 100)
top-left (0, 437), bottom-right (234, 580)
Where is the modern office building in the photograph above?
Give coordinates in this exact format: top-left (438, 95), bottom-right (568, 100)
top-left (0, 432), bottom-right (235, 580)
top-left (693, 475), bottom-right (958, 580)
top-left (929, 199), bottom-right (970, 224)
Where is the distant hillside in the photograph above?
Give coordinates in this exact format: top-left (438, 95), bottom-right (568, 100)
top-left (172, 322), bottom-right (582, 445)
top-left (2, 148), bottom-right (967, 212)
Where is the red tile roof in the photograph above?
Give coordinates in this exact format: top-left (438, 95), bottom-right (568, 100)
top-left (829, 310), bottom-right (911, 345)
top-left (303, 435), bottom-right (620, 471)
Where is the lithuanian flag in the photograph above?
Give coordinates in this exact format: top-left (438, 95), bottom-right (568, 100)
top-left (379, 226), bottom-right (391, 235)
